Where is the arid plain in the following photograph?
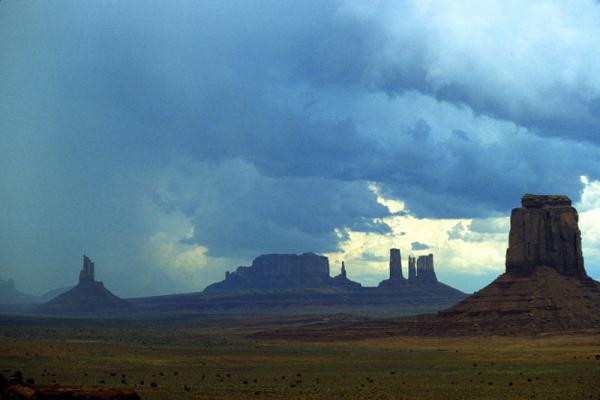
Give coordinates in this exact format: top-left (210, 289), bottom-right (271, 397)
top-left (1, 315), bottom-right (600, 400)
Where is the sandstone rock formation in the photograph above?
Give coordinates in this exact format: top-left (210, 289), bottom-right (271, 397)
top-left (408, 256), bottom-right (416, 281)
top-left (505, 194), bottom-right (586, 278)
top-left (378, 249), bottom-right (407, 288)
top-left (0, 278), bottom-right (36, 304)
top-left (389, 249), bottom-right (403, 280)
top-left (256, 194), bottom-right (600, 338)
top-left (79, 254), bottom-right (96, 283)
top-left (379, 250), bottom-right (444, 288)
top-left (205, 253), bottom-right (335, 292)
top-left (416, 254), bottom-right (438, 283)
top-left (332, 261), bottom-right (362, 289)
top-left (38, 255), bottom-right (127, 315)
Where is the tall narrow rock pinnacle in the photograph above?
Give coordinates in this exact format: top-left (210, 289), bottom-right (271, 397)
top-left (389, 249), bottom-right (403, 280)
top-left (79, 255), bottom-right (96, 284)
top-left (408, 256), bottom-right (416, 281)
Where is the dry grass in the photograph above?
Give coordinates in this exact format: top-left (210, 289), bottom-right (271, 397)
top-left (1, 315), bottom-right (599, 399)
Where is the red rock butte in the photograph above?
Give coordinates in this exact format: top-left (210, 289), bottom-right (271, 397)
top-left (506, 194), bottom-right (586, 278)
top-left (254, 194), bottom-right (600, 339)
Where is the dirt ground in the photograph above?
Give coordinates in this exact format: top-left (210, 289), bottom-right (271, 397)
top-left (1, 315), bottom-right (599, 399)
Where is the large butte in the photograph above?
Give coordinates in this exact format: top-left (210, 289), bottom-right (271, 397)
top-left (255, 194), bottom-right (600, 339)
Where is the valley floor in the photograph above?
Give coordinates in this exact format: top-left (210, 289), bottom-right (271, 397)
top-left (1, 314), bottom-right (599, 399)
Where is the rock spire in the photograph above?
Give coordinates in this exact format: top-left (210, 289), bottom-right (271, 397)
top-left (389, 248), bottom-right (404, 281)
top-left (408, 256), bottom-right (416, 281)
top-left (79, 255), bottom-right (95, 284)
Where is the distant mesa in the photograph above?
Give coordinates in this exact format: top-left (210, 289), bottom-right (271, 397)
top-left (377, 250), bottom-right (442, 288)
top-left (205, 252), bottom-right (361, 292)
top-left (38, 255), bottom-right (127, 315)
top-left (0, 277), bottom-right (71, 305)
top-left (0, 277), bottom-right (36, 304)
top-left (203, 247), bottom-right (464, 307)
top-left (262, 194), bottom-right (600, 338)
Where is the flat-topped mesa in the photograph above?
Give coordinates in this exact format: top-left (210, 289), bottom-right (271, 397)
top-left (506, 194), bottom-right (586, 278)
top-left (389, 248), bottom-right (404, 281)
top-left (79, 255), bottom-right (95, 284)
top-left (408, 256), bottom-right (416, 281)
top-left (416, 254), bottom-right (438, 283)
top-left (521, 194), bottom-right (571, 208)
top-left (205, 253), bottom-right (334, 292)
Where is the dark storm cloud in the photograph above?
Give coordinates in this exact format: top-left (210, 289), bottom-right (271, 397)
top-left (2, 1), bottom-right (600, 294)
top-left (153, 159), bottom-right (389, 258)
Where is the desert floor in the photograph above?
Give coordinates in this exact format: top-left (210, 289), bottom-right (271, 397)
top-left (1, 314), bottom-right (599, 399)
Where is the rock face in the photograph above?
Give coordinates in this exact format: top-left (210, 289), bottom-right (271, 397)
top-left (376, 250), bottom-right (458, 299)
top-left (377, 249), bottom-right (406, 288)
top-left (389, 249), bottom-right (403, 280)
top-left (332, 261), bottom-right (362, 290)
top-left (205, 253), bottom-right (335, 292)
top-left (416, 254), bottom-right (438, 283)
top-left (38, 255), bottom-right (127, 315)
top-left (428, 193), bottom-right (600, 335)
top-left (370, 194), bottom-right (600, 336)
top-left (505, 194), bottom-right (586, 278)
top-left (79, 255), bottom-right (95, 283)
top-left (408, 256), bottom-right (416, 281)
top-left (266, 194), bottom-right (600, 338)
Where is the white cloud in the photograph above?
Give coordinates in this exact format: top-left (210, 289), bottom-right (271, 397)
top-left (576, 177), bottom-right (600, 277)
top-left (325, 191), bottom-right (507, 287)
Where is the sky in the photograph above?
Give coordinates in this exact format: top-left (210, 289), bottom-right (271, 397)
top-left (1, 0), bottom-right (600, 297)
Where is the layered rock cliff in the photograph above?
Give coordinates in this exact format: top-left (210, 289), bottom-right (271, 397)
top-left (505, 194), bottom-right (586, 278)
top-left (389, 248), bottom-right (403, 280)
top-left (408, 256), bottom-right (416, 281)
top-left (416, 254), bottom-right (438, 283)
top-left (262, 194), bottom-right (600, 338)
top-left (205, 253), bottom-right (336, 292)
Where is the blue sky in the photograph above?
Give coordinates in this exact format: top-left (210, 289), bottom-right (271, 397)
top-left (1, 1), bottom-right (600, 296)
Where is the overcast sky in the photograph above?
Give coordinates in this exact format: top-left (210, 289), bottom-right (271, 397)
top-left (2, 0), bottom-right (600, 297)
